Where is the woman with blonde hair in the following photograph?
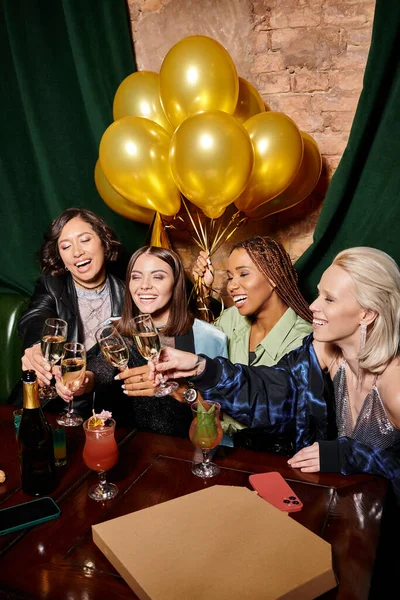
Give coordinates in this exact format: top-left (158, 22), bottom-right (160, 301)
top-left (147, 247), bottom-right (400, 494)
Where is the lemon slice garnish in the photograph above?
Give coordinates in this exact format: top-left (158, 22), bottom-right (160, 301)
top-left (87, 415), bottom-right (103, 429)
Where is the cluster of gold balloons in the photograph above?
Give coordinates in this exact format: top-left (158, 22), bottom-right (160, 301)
top-left (96, 35), bottom-right (321, 224)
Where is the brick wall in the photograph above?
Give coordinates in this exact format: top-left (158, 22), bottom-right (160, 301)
top-left (126, 0), bottom-right (375, 303)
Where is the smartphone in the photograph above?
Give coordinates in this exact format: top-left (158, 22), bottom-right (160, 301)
top-left (0, 497), bottom-right (61, 536)
top-left (249, 471), bottom-right (303, 513)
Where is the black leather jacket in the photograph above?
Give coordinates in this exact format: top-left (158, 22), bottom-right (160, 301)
top-left (18, 272), bottom-right (125, 350)
top-left (14, 272), bottom-right (125, 415)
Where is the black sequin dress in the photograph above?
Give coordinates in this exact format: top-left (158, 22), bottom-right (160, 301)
top-left (89, 338), bottom-right (192, 439)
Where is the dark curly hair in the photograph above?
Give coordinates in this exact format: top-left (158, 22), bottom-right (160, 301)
top-left (39, 208), bottom-right (121, 276)
top-left (232, 236), bottom-right (312, 323)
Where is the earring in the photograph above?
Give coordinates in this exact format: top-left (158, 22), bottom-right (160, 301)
top-left (357, 323), bottom-right (367, 388)
top-left (359, 323), bottom-right (367, 351)
top-left (65, 267), bottom-right (69, 271)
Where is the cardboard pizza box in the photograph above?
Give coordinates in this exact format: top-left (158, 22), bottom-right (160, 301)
top-left (93, 485), bottom-right (337, 599)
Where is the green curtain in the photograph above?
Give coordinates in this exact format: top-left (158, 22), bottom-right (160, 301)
top-left (0, 0), bottom-right (148, 296)
top-left (296, 0), bottom-right (400, 301)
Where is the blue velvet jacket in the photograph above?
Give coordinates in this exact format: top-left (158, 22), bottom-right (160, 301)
top-left (191, 334), bottom-right (400, 499)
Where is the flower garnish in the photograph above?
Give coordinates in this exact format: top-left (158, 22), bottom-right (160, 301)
top-left (87, 410), bottom-right (112, 429)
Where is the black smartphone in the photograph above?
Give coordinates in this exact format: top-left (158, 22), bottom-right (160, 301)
top-left (0, 497), bottom-right (61, 535)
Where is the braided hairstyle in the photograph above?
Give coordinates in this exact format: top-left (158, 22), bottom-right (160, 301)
top-left (232, 236), bottom-right (312, 323)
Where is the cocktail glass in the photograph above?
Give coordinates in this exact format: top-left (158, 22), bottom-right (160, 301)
top-left (83, 418), bottom-right (119, 501)
top-left (189, 401), bottom-right (222, 478)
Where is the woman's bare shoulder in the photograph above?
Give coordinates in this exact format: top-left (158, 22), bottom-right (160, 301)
top-left (378, 358), bottom-right (400, 429)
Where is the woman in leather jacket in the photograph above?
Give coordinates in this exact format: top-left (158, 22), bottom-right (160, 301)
top-left (18, 208), bottom-right (125, 416)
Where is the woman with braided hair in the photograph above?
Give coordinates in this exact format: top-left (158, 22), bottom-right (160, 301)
top-left (193, 237), bottom-right (312, 367)
top-left (193, 236), bottom-right (312, 442)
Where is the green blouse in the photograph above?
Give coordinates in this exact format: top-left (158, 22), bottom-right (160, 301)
top-left (214, 306), bottom-right (313, 367)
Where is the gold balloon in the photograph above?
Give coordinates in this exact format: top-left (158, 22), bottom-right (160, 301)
top-left (233, 77), bottom-right (265, 124)
top-left (99, 116), bottom-right (181, 216)
top-left (245, 132), bottom-right (322, 219)
top-left (94, 160), bottom-right (155, 225)
top-left (113, 71), bottom-right (174, 136)
top-left (160, 35), bottom-right (239, 129)
top-left (203, 205), bottom-right (226, 219)
top-left (234, 112), bottom-right (303, 213)
top-left (169, 111), bottom-right (254, 217)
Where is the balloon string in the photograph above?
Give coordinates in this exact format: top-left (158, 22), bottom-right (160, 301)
top-left (176, 198), bottom-right (247, 322)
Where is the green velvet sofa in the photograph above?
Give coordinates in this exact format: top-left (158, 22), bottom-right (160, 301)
top-left (0, 293), bottom-right (29, 404)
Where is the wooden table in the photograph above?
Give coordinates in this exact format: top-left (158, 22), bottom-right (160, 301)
top-left (0, 405), bottom-right (391, 599)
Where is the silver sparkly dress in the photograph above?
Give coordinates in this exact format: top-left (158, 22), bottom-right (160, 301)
top-left (334, 361), bottom-right (400, 450)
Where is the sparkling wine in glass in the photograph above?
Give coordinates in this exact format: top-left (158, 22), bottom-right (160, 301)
top-left (56, 342), bottom-right (86, 427)
top-left (96, 325), bottom-right (129, 370)
top-left (189, 401), bottom-right (222, 478)
top-left (130, 314), bottom-right (179, 397)
top-left (39, 318), bottom-right (68, 401)
top-left (83, 418), bottom-right (119, 501)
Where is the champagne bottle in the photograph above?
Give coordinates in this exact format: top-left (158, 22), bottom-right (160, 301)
top-left (18, 370), bottom-right (58, 496)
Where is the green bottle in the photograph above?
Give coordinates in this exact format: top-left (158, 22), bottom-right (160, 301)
top-left (18, 370), bottom-right (58, 496)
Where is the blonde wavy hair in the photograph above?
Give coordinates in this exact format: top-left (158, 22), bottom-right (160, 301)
top-left (333, 247), bottom-right (400, 373)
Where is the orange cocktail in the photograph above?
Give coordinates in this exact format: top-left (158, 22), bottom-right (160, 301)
top-left (83, 420), bottom-right (118, 472)
top-left (189, 401), bottom-right (222, 479)
top-left (83, 417), bottom-right (119, 501)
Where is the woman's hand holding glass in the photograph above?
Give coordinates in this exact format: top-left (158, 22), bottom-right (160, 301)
top-left (55, 369), bottom-right (93, 403)
top-left (130, 314), bottom-right (179, 397)
top-left (22, 343), bottom-right (53, 387)
top-left (147, 346), bottom-right (206, 381)
top-left (115, 364), bottom-right (156, 396)
top-left (56, 342), bottom-right (87, 427)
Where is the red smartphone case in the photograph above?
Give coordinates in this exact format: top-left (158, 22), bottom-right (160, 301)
top-left (249, 471), bottom-right (303, 512)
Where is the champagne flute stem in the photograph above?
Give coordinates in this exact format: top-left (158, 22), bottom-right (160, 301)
top-left (149, 357), bottom-right (164, 388)
top-left (68, 398), bottom-right (74, 418)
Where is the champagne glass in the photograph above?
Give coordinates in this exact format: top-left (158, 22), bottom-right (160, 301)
top-left (96, 325), bottom-right (129, 370)
top-left (39, 318), bottom-right (68, 401)
top-left (130, 314), bottom-right (179, 397)
top-left (83, 418), bottom-right (119, 501)
top-left (56, 342), bottom-right (86, 427)
top-left (189, 401), bottom-right (222, 478)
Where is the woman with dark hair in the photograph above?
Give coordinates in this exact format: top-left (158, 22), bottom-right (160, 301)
top-left (193, 236), bottom-right (313, 437)
top-left (18, 207), bottom-right (125, 415)
top-left (194, 236), bottom-right (312, 365)
top-left (118, 246), bottom-right (197, 339)
top-left (100, 246), bottom-right (228, 436)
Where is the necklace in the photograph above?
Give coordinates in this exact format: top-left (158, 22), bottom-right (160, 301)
top-left (73, 277), bottom-right (107, 292)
